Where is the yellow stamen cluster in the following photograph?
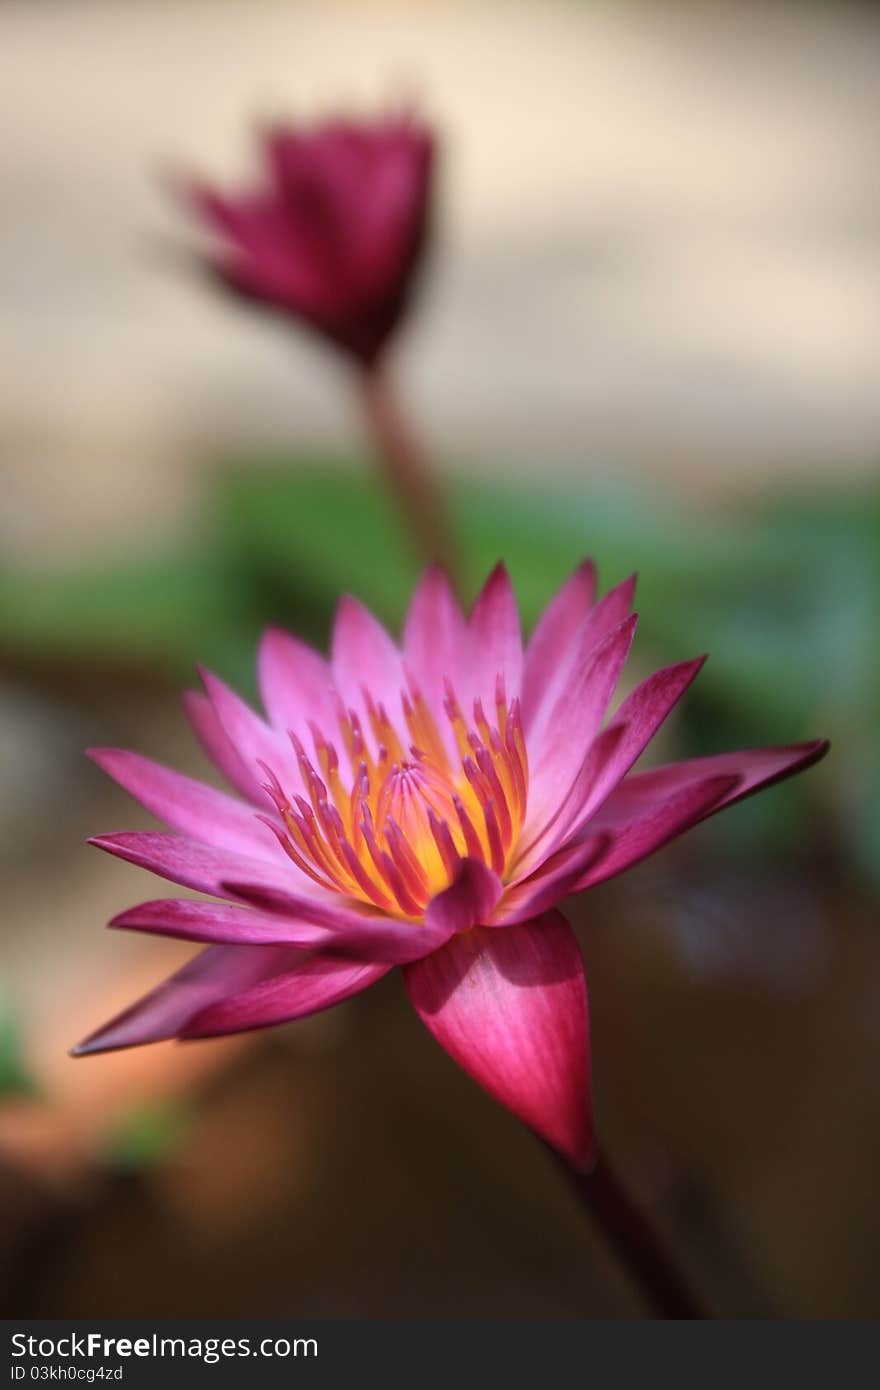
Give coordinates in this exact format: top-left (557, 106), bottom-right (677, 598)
top-left (259, 675), bottom-right (528, 918)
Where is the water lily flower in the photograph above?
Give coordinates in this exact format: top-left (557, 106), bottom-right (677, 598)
top-left (180, 113), bottom-right (434, 365)
top-left (76, 563), bottom-right (828, 1171)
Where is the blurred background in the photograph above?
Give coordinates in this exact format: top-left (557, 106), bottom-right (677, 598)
top-left (1, 0), bottom-right (878, 1319)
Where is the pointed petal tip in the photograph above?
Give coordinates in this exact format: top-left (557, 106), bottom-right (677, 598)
top-left (257, 623), bottom-right (295, 661)
top-left (485, 559), bottom-right (512, 590)
top-left (69, 1033), bottom-right (117, 1059)
top-left (404, 912), bottom-right (592, 1162)
top-left (420, 559), bottom-right (457, 587)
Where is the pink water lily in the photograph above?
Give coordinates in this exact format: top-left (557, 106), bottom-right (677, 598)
top-left (76, 563), bottom-right (828, 1170)
top-left (180, 112), bottom-right (433, 365)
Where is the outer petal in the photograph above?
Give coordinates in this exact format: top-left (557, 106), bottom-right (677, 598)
top-left (523, 613), bottom-right (638, 837)
top-left (72, 944), bottom-right (299, 1055)
top-left (256, 627), bottom-right (335, 740)
top-left (87, 749), bottom-right (278, 863)
top-left (199, 667), bottom-right (296, 790)
top-left (523, 573), bottom-right (636, 735)
top-left (180, 954), bottom-right (389, 1039)
top-left (468, 563), bottom-right (523, 707)
top-left (331, 595), bottom-right (406, 730)
top-left (222, 879), bottom-right (453, 965)
top-left (571, 773), bottom-right (742, 889)
top-left (89, 832), bottom-right (297, 900)
top-left (402, 565), bottom-right (469, 721)
top-left (110, 898), bottom-right (334, 949)
top-left (183, 690), bottom-right (266, 806)
top-left (522, 559), bottom-right (596, 720)
top-left (590, 740), bottom-right (830, 830)
top-left (404, 913), bottom-right (593, 1169)
top-left (491, 834), bottom-right (609, 926)
top-left (515, 656), bottom-right (707, 873)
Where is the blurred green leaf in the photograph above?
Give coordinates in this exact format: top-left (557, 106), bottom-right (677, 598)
top-left (99, 1101), bottom-right (191, 1171)
top-left (0, 997), bottom-right (38, 1098)
top-left (0, 541), bottom-right (259, 686)
top-left (213, 455), bottom-right (420, 640)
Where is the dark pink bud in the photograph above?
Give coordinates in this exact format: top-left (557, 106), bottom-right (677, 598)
top-left (179, 113), bottom-right (435, 365)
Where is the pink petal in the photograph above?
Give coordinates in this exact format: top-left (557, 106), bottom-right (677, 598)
top-left (402, 565), bottom-right (469, 717)
top-left (522, 559), bottom-right (596, 718)
top-left (180, 954), bottom-right (389, 1039)
top-left (492, 834), bottom-right (609, 926)
top-left (513, 724), bottom-right (628, 878)
top-left (523, 613), bottom-right (638, 838)
top-left (591, 740), bottom-right (830, 829)
top-left (199, 667), bottom-right (296, 791)
top-left (72, 944), bottom-right (299, 1054)
top-left (523, 573), bottom-right (636, 734)
top-left (88, 748), bottom-right (278, 863)
top-left (256, 626), bottom-right (335, 740)
top-left (89, 831), bottom-right (297, 900)
top-left (110, 898), bottom-right (334, 949)
top-left (222, 879), bottom-right (452, 964)
top-left (183, 690), bottom-right (266, 806)
top-left (424, 858), bottom-right (503, 935)
top-left (516, 656), bottom-right (707, 873)
top-left (468, 563), bottom-right (523, 707)
top-left (404, 913), bottom-right (593, 1168)
top-left (331, 595), bottom-right (406, 729)
top-left (572, 773), bottom-right (742, 889)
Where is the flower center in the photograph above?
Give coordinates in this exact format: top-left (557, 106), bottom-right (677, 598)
top-left (259, 675), bottom-right (528, 918)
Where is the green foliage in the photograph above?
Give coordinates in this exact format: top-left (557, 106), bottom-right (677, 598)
top-left (0, 997), bottom-right (38, 1098)
top-left (98, 1101), bottom-right (191, 1171)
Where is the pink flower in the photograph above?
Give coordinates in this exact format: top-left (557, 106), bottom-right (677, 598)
top-left (180, 114), bottom-right (434, 364)
top-left (76, 564), bottom-right (828, 1170)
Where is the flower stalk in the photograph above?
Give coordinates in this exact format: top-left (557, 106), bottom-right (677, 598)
top-left (360, 362), bottom-right (458, 585)
top-left (554, 1146), bottom-right (706, 1319)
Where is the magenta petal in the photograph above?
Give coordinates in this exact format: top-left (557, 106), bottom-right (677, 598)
top-left (180, 954), bottom-right (389, 1039)
top-left (469, 562), bottom-right (523, 705)
top-left (404, 912), bottom-right (593, 1168)
top-left (199, 667), bottom-right (295, 789)
top-left (331, 595), bottom-right (405, 723)
top-left (72, 944), bottom-right (299, 1054)
top-left (222, 880), bottom-right (450, 964)
top-left (592, 740), bottom-right (830, 829)
top-left (513, 725), bottom-right (628, 878)
top-left (256, 626), bottom-right (334, 738)
top-left (182, 690), bottom-right (266, 806)
top-left (572, 773), bottom-right (742, 889)
top-left (523, 613), bottom-right (638, 837)
top-left (577, 656), bottom-right (707, 821)
top-left (110, 898), bottom-right (334, 948)
top-left (492, 834), bottom-right (609, 925)
top-left (519, 656), bottom-right (708, 872)
top-left (88, 748), bottom-right (278, 863)
top-left (89, 832), bottom-right (297, 900)
top-left (402, 565), bottom-right (469, 716)
top-left (522, 559), bottom-right (596, 719)
top-left (424, 858), bottom-right (504, 936)
top-left (523, 573), bottom-right (636, 733)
